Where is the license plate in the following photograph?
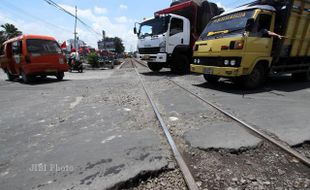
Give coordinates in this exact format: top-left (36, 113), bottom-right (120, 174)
top-left (204, 68), bottom-right (213, 74)
top-left (143, 55), bottom-right (150, 60)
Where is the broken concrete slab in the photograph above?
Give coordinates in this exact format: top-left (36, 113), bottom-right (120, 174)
top-left (184, 121), bottom-right (262, 151)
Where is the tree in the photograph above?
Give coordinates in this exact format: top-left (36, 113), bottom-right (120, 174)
top-left (114, 37), bottom-right (125, 54)
top-left (0, 23), bottom-right (22, 45)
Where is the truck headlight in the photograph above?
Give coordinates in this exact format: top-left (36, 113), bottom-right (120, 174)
top-left (159, 41), bottom-right (166, 52)
top-left (230, 60), bottom-right (236, 66)
top-left (224, 60), bottom-right (229, 66)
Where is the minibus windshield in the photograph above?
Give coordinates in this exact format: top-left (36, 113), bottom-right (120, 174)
top-left (200, 10), bottom-right (255, 40)
top-left (27, 39), bottom-right (62, 55)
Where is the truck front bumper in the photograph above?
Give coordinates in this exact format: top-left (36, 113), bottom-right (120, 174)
top-left (137, 53), bottom-right (167, 63)
top-left (190, 64), bottom-right (243, 77)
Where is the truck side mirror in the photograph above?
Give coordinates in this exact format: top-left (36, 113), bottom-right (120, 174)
top-left (245, 18), bottom-right (255, 32)
top-left (133, 27), bottom-right (137, 34)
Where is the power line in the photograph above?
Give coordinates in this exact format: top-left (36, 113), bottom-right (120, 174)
top-left (0, 0), bottom-right (72, 34)
top-left (43, 0), bottom-right (102, 37)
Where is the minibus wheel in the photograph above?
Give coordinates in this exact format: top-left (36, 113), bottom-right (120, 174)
top-left (7, 72), bottom-right (17, 81)
top-left (21, 71), bottom-right (32, 83)
top-left (40, 75), bottom-right (47, 79)
top-left (56, 72), bottom-right (64, 81)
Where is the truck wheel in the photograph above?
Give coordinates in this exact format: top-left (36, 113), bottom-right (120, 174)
top-left (56, 72), bottom-right (64, 81)
top-left (7, 72), bottom-right (17, 81)
top-left (292, 71), bottom-right (310, 82)
top-left (171, 54), bottom-right (189, 74)
top-left (203, 74), bottom-right (220, 84)
top-left (147, 62), bottom-right (163, 72)
top-left (243, 64), bottom-right (266, 89)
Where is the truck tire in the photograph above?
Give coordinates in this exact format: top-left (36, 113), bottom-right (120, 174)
top-left (203, 74), bottom-right (220, 83)
top-left (171, 54), bottom-right (189, 74)
top-left (242, 64), bottom-right (266, 89)
top-left (292, 71), bottom-right (310, 82)
top-left (56, 72), bottom-right (64, 81)
top-left (147, 62), bottom-right (163, 72)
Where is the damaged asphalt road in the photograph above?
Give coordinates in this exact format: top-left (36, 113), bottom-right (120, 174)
top-left (0, 70), bottom-right (170, 190)
top-left (1, 61), bottom-right (310, 190)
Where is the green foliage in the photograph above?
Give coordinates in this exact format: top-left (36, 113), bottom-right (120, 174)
top-left (114, 37), bottom-right (125, 54)
top-left (0, 23), bottom-right (22, 45)
top-left (104, 37), bottom-right (125, 54)
top-left (87, 52), bottom-right (99, 68)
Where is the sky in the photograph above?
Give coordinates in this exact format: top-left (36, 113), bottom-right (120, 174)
top-left (0, 0), bottom-right (249, 51)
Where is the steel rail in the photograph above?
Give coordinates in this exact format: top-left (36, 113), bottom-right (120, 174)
top-left (134, 59), bottom-right (148, 68)
top-left (131, 59), bottom-right (199, 190)
top-left (117, 60), bottom-right (126, 69)
top-left (168, 78), bottom-right (310, 167)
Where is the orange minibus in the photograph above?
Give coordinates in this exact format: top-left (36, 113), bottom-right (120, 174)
top-left (0, 34), bottom-right (68, 83)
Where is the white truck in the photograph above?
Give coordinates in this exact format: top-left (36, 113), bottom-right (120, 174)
top-left (134, 0), bottom-right (223, 73)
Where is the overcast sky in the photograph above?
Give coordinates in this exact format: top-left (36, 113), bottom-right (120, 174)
top-left (0, 0), bottom-right (248, 51)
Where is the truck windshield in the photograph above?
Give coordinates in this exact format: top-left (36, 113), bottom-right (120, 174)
top-left (27, 39), bottom-right (62, 55)
top-left (139, 16), bottom-right (170, 38)
top-left (200, 10), bottom-right (255, 40)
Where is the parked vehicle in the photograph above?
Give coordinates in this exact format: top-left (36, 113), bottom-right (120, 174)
top-left (98, 57), bottom-right (115, 69)
top-left (191, 0), bottom-right (310, 89)
top-left (68, 57), bottom-right (83, 73)
top-left (0, 34), bottom-right (68, 83)
top-left (134, 0), bottom-right (223, 73)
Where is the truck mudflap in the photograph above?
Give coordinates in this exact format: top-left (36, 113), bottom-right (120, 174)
top-left (137, 53), bottom-right (167, 63)
top-left (190, 64), bottom-right (243, 77)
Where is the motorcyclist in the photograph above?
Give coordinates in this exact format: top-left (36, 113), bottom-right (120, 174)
top-left (69, 48), bottom-right (83, 72)
top-left (69, 48), bottom-right (80, 63)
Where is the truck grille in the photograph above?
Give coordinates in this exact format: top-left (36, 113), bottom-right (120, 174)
top-left (193, 57), bottom-right (242, 67)
top-left (138, 47), bottom-right (160, 54)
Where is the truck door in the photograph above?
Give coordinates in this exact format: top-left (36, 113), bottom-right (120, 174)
top-left (11, 41), bottom-right (23, 75)
top-left (167, 17), bottom-right (188, 54)
top-left (246, 13), bottom-right (274, 57)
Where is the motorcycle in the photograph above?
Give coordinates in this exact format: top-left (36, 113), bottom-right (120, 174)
top-left (68, 57), bottom-right (83, 73)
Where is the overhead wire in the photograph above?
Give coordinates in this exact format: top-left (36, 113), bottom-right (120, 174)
top-left (43, 0), bottom-right (102, 37)
top-left (0, 0), bottom-right (73, 34)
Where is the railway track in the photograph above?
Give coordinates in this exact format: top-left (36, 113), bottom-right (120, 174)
top-left (123, 58), bottom-right (310, 190)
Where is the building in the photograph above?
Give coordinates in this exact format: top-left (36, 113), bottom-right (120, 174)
top-left (97, 38), bottom-right (116, 52)
top-left (65, 39), bottom-right (87, 52)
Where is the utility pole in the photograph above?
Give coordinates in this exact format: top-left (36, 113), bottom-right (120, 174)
top-left (74, 5), bottom-right (78, 51)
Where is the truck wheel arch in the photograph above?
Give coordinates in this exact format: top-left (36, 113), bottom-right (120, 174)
top-left (250, 59), bottom-right (271, 74)
top-left (171, 45), bottom-right (191, 58)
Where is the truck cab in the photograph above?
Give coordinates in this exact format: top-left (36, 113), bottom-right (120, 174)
top-left (191, 0), bottom-right (310, 89)
top-left (136, 14), bottom-right (190, 72)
